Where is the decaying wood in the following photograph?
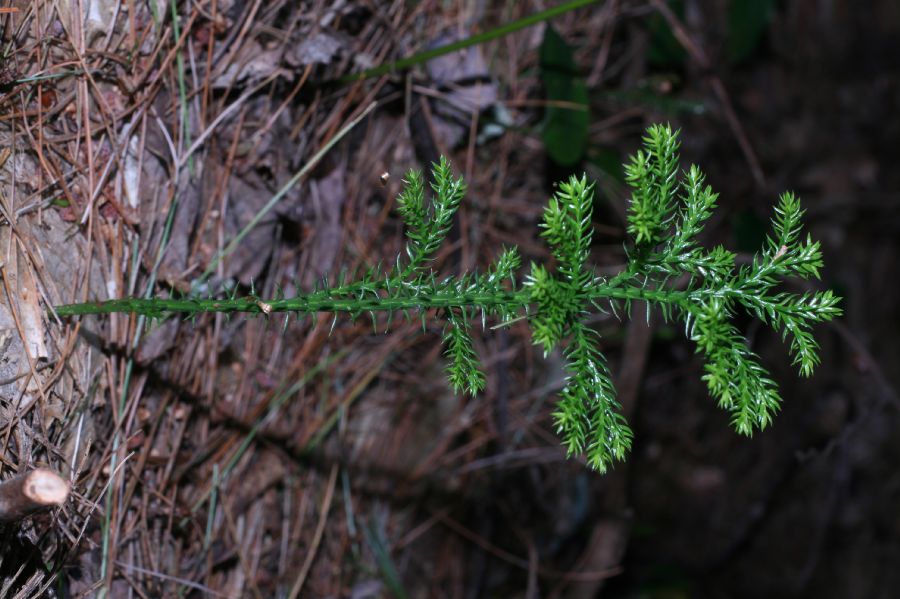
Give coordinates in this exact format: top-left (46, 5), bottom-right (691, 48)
top-left (0, 468), bottom-right (69, 523)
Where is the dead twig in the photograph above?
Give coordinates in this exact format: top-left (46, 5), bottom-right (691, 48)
top-left (0, 468), bottom-right (69, 523)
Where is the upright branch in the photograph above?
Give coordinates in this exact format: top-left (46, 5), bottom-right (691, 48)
top-left (53, 125), bottom-right (841, 473)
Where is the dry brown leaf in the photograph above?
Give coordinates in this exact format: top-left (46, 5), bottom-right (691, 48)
top-left (55, 0), bottom-right (119, 43)
top-left (212, 41), bottom-right (291, 89)
top-left (285, 31), bottom-right (345, 67)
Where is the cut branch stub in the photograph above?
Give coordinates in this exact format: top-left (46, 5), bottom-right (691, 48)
top-left (0, 468), bottom-right (70, 523)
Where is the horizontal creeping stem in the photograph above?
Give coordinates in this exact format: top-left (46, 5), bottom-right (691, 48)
top-left (51, 284), bottom-right (690, 318)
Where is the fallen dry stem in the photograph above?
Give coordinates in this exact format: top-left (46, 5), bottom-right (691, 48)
top-left (0, 468), bottom-right (70, 522)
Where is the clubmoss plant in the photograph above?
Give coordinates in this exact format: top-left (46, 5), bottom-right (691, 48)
top-left (54, 125), bottom-right (841, 472)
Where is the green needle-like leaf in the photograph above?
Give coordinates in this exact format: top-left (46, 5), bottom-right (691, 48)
top-left (53, 125), bottom-right (841, 473)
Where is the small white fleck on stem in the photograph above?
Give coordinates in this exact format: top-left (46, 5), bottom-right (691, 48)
top-left (255, 298), bottom-right (273, 314)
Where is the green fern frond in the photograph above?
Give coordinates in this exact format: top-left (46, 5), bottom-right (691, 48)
top-left (443, 312), bottom-right (486, 396)
top-left (688, 298), bottom-right (781, 433)
top-left (486, 247), bottom-right (521, 288)
top-left (53, 124), bottom-right (842, 474)
top-left (555, 323), bottom-right (631, 472)
top-left (666, 164), bottom-right (719, 260)
top-left (625, 123), bottom-right (680, 245)
top-left (767, 191), bottom-right (804, 253)
top-left (397, 157), bottom-right (467, 277)
top-left (525, 263), bottom-right (572, 354)
top-left (396, 169), bottom-right (427, 255)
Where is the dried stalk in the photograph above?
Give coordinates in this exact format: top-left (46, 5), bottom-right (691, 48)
top-left (0, 468), bottom-right (70, 523)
